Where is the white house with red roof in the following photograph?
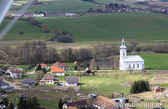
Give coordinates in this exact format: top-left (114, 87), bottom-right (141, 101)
top-left (53, 62), bottom-right (69, 70)
top-left (50, 66), bottom-right (65, 76)
top-left (40, 76), bottom-right (55, 84)
top-left (7, 69), bottom-right (22, 78)
top-left (40, 63), bottom-right (49, 69)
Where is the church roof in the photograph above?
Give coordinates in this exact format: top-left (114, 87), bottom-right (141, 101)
top-left (122, 55), bottom-right (144, 62)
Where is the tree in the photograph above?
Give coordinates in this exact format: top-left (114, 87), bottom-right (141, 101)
top-left (67, 48), bottom-right (74, 62)
top-left (3, 98), bottom-right (9, 106)
top-left (130, 80), bottom-right (150, 94)
top-left (89, 59), bottom-right (97, 70)
top-left (130, 40), bottom-right (138, 52)
top-left (50, 28), bottom-right (59, 40)
top-left (58, 99), bottom-right (63, 109)
top-left (9, 102), bottom-right (14, 109)
top-left (17, 98), bottom-right (24, 109)
top-left (36, 70), bottom-right (44, 81)
top-left (35, 64), bottom-right (42, 71)
top-left (41, 24), bottom-right (50, 33)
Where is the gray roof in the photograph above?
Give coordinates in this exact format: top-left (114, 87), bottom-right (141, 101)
top-left (0, 81), bottom-right (8, 86)
top-left (65, 76), bottom-right (79, 83)
top-left (122, 55), bottom-right (144, 62)
top-left (152, 86), bottom-right (160, 90)
top-left (21, 78), bottom-right (36, 84)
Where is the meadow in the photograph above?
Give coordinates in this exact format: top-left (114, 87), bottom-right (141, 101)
top-left (37, 13), bottom-right (168, 42)
top-left (140, 53), bottom-right (168, 70)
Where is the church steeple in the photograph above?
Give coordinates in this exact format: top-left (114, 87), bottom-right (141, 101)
top-left (120, 38), bottom-right (127, 59)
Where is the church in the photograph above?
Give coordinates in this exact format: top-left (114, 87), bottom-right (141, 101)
top-left (119, 38), bottom-right (144, 71)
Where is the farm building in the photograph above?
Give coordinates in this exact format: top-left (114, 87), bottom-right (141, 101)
top-left (21, 78), bottom-right (36, 86)
top-left (119, 38), bottom-right (144, 70)
top-left (152, 86), bottom-right (166, 93)
top-left (65, 76), bottom-right (79, 86)
top-left (93, 96), bottom-right (118, 109)
top-left (50, 66), bottom-right (65, 76)
top-left (53, 62), bottom-right (69, 70)
top-left (63, 100), bottom-right (87, 109)
top-left (40, 63), bottom-right (49, 69)
top-left (83, 67), bottom-right (94, 76)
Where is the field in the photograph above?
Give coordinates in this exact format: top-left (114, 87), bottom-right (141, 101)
top-left (140, 53), bottom-right (168, 70)
top-left (0, 20), bottom-right (49, 40)
top-left (12, 0), bottom-right (100, 13)
top-left (37, 13), bottom-right (168, 42)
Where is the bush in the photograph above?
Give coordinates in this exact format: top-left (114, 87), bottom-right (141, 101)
top-left (130, 80), bottom-right (150, 94)
top-left (57, 34), bottom-right (73, 43)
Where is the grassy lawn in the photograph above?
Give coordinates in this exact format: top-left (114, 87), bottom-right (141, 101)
top-left (80, 76), bottom-right (130, 96)
top-left (21, 74), bottom-right (36, 80)
top-left (38, 99), bottom-right (58, 108)
top-left (140, 53), bottom-right (168, 70)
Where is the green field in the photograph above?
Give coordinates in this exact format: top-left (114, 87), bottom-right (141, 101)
top-left (0, 20), bottom-right (49, 40)
top-left (140, 53), bottom-right (168, 70)
top-left (37, 13), bottom-right (168, 42)
top-left (12, 0), bottom-right (100, 13)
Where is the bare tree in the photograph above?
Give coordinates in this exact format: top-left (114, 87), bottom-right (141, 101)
top-left (89, 59), bottom-right (97, 70)
top-left (130, 40), bottom-right (138, 52)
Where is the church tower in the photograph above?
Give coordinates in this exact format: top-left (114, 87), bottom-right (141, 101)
top-left (120, 38), bottom-right (127, 59)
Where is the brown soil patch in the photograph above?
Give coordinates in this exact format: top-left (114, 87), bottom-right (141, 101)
top-left (150, 76), bottom-right (168, 85)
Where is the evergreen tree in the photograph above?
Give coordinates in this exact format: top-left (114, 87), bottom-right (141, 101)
top-left (17, 98), bottom-right (24, 109)
top-left (58, 99), bottom-right (63, 109)
top-left (3, 98), bottom-right (9, 106)
top-left (67, 48), bottom-right (74, 62)
top-left (9, 102), bottom-right (14, 109)
top-left (35, 64), bottom-right (42, 71)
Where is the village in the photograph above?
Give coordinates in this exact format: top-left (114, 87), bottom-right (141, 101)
top-left (0, 39), bottom-right (167, 109)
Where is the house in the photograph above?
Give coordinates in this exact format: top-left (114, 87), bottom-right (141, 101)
top-left (65, 13), bottom-right (76, 17)
top-left (53, 62), bottom-right (69, 70)
top-left (73, 61), bottom-right (78, 66)
top-left (83, 67), bottom-right (94, 76)
top-left (5, 87), bottom-right (14, 92)
top-left (7, 69), bottom-right (22, 78)
top-left (0, 81), bottom-right (8, 89)
top-left (119, 38), bottom-right (144, 70)
top-left (21, 78), bottom-right (36, 86)
top-left (152, 86), bottom-right (166, 93)
top-left (40, 63), bottom-right (48, 69)
top-left (89, 93), bottom-right (97, 99)
top-left (51, 66), bottom-right (65, 76)
top-left (65, 76), bottom-right (79, 86)
top-left (63, 100), bottom-right (87, 109)
top-left (93, 96), bottom-right (118, 109)
top-left (40, 76), bottom-right (55, 84)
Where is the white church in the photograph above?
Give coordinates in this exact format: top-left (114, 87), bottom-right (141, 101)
top-left (119, 38), bottom-right (144, 71)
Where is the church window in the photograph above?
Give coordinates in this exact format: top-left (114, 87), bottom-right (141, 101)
top-left (129, 65), bottom-right (131, 68)
top-left (133, 64), bottom-right (135, 68)
top-left (137, 64), bottom-right (139, 68)
top-left (123, 53), bottom-right (125, 56)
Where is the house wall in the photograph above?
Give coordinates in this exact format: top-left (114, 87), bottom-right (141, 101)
top-left (66, 82), bottom-right (78, 86)
top-left (10, 73), bottom-right (22, 78)
top-left (0, 85), bottom-right (8, 89)
top-left (93, 103), bottom-right (104, 109)
top-left (120, 60), bottom-right (144, 71)
top-left (40, 80), bottom-right (54, 84)
top-left (63, 104), bottom-right (68, 109)
top-left (52, 72), bottom-right (65, 76)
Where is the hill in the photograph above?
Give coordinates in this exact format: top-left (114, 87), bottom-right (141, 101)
top-left (37, 13), bottom-right (168, 42)
top-left (0, 20), bottom-right (49, 40)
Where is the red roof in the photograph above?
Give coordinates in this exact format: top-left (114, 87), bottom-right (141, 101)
top-left (40, 63), bottom-right (47, 67)
top-left (10, 69), bottom-right (22, 73)
top-left (53, 62), bottom-right (69, 67)
top-left (43, 76), bottom-right (54, 80)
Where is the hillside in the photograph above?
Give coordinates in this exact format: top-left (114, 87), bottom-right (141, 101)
top-left (0, 20), bottom-right (49, 40)
top-left (37, 13), bottom-right (168, 42)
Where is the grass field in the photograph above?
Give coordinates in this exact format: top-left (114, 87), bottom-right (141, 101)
top-left (37, 13), bottom-right (168, 42)
top-left (0, 20), bottom-right (49, 40)
top-left (12, 0), bottom-right (100, 13)
top-left (140, 53), bottom-right (168, 70)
